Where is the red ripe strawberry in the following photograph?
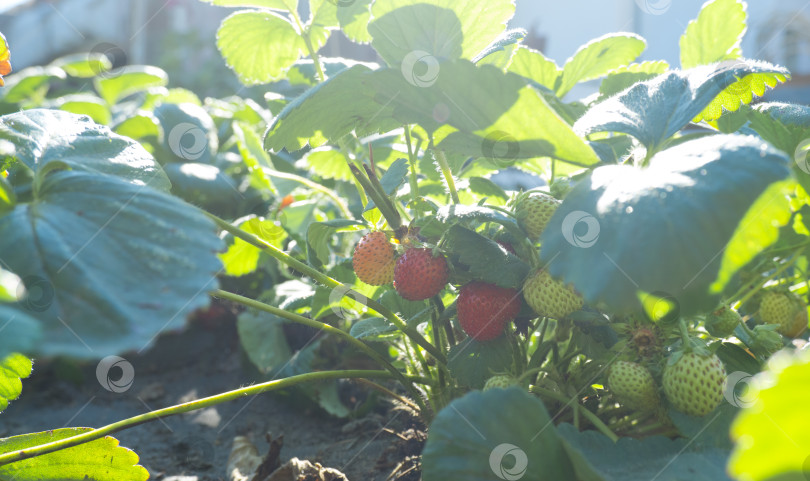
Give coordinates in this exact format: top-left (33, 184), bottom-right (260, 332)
top-left (352, 231), bottom-right (396, 286)
top-left (457, 282), bottom-right (522, 341)
top-left (393, 248), bottom-right (448, 301)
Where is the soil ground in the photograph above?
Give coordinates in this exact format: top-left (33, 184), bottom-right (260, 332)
top-left (0, 314), bottom-right (424, 480)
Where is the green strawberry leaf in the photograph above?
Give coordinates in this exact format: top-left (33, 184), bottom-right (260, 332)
top-left (365, 60), bottom-right (599, 166)
top-left (0, 307), bottom-right (42, 360)
top-left (154, 102), bottom-right (219, 165)
top-left (94, 65), bottom-right (168, 105)
top-left (113, 111), bottom-right (162, 142)
top-left (237, 307), bottom-right (293, 374)
top-left (680, 0), bottom-right (746, 69)
top-left (694, 69), bottom-right (789, 122)
top-left (49, 52), bottom-right (112, 78)
top-left (264, 65), bottom-right (398, 152)
top-left (425, 204), bottom-right (525, 241)
top-left (368, 0), bottom-right (515, 66)
top-left (746, 102), bottom-right (810, 194)
top-left (473, 29), bottom-right (526, 69)
top-left (667, 402), bottom-right (739, 449)
top-left (349, 317), bottom-right (398, 340)
top-left (0, 428), bottom-right (148, 481)
top-left (557, 423), bottom-right (732, 481)
top-left (335, 0), bottom-right (373, 43)
top-left (557, 33), bottom-right (647, 97)
top-left (506, 46), bottom-right (561, 91)
top-left (539, 134), bottom-right (792, 317)
top-left (468, 177), bottom-right (508, 202)
top-left (422, 388), bottom-right (576, 480)
top-left (729, 349), bottom-right (810, 481)
top-left (216, 10), bottom-right (306, 85)
top-left (164, 163), bottom-right (241, 218)
top-left (598, 60), bottom-right (669, 98)
top-left (0, 170), bottom-right (223, 358)
top-left (0, 109), bottom-right (170, 190)
top-left (306, 219), bottom-right (365, 268)
top-left (0, 67), bottom-right (66, 104)
top-left (51, 94), bottom-right (111, 125)
top-left (575, 61), bottom-right (789, 153)
top-left (444, 225), bottom-right (529, 289)
top-left (0, 353), bottom-right (32, 412)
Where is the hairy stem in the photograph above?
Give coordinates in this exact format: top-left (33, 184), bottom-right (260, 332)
top-left (0, 370), bottom-right (398, 466)
top-left (206, 213), bottom-right (446, 365)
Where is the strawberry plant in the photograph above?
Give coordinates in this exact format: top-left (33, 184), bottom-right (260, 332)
top-left (1, 0), bottom-right (810, 480)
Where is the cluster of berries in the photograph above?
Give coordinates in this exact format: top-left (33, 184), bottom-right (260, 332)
top-left (351, 192), bottom-right (585, 343)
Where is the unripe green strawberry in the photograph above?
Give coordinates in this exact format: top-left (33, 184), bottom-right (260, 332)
top-left (483, 375), bottom-right (516, 390)
top-left (608, 361), bottom-right (660, 412)
top-left (352, 231), bottom-right (396, 286)
top-left (457, 281), bottom-right (522, 341)
top-left (760, 291), bottom-right (809, 338)
top-left (705, 306), bottom-right (741, 338)
top-left (663, 352), bottom-right (725, 417)
top-left (515, 192), bottom-right (560, 240)
top-left (523, 269), bottom-right (583, 319)
top-left (749, 324), bottom-right (783, 357)
top-left (393, 248), bottom-right (448, 301)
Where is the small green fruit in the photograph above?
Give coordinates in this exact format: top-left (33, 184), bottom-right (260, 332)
top-left (523, 269), bottom-right (583, 319)
top-left (515, 192), bottom-right (560, 241)
top-left (705, 306), bottom-right (741, 338)
top-left (662, 352), bottom-right (725, 417)
top-left (483, 375), bottom-right (516, 390)
top-left (608, 361), bottom-right (660, 412)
